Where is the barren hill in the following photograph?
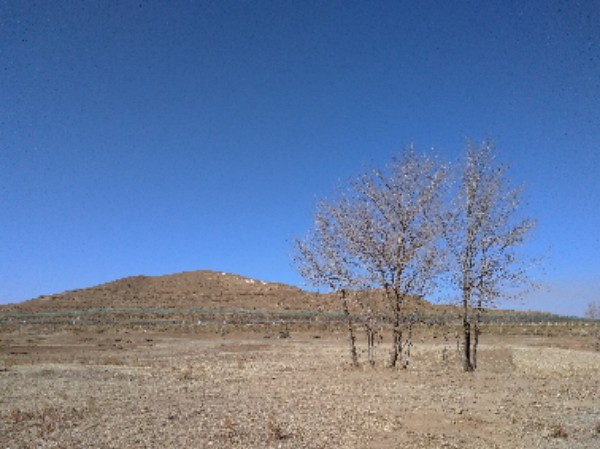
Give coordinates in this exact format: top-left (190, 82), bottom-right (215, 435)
top-left (0, 270), bottom-right (441, 316)
top-left (1, 270), bottom-right (338, 315)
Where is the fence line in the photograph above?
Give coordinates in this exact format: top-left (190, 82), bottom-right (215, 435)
top-left (1, 307), bottom-right (597, 327)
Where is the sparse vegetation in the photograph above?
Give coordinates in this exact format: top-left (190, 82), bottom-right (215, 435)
top-left (178, 363), bottom-right (194, 380)
top-left (445, 141), bottom-right (536, 371)
top-left (585, 300), bottom-right (600, 320)
top-left (293, 147), bottom-right (448, 367)
top-left (266, 418), bottom-right (288, 442)
top-left (294, 141), bottom-right (537, 371)
top-left (549, 423), bottom-right (568, 439)
top-left (1, 326), bottom-right (599, 448)
top-left (7, 398), bottom-right (98, 440)
top-left (1, 222), bottom-right (594, 449)
top-left (585, 301), bottom-right (600, 352)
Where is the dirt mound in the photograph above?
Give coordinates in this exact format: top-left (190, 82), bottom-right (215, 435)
top-left (0, 270), bottom-right (450, 318)
top-left (0, 270), bottom-right (338, 315)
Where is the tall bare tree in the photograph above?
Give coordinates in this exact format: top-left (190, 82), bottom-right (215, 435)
top-left (584, 300), bottom-right (600, 351)
top-left (585, 300), bottom-right (600, 320)
top-left (293, 207), bottom-right (360, 366)
top-left (294, 147), bottom-right (448, 367)
top-left (445, 141), bottom-right (536, 371)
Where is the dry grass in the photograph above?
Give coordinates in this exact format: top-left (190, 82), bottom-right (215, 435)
top-left (7, 397), bottom-right (98, 440)
top-left (1, 327), bottom-right (599, 448)
top-left (549, 424), bottom-right (568, 439)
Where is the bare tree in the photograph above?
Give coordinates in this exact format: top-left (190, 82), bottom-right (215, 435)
top-left (294, 147), bottom-right (448, 367)
top-left (445, 141), bottom-right (536, 371)
top-left (293, 208), bottom-right (360, 366)
top-left (585, 300), bottom-right (600, 320)
top-left (357, 289), bottom-right (384, 366)
top-left (585, 300), bottom-right (600, 351)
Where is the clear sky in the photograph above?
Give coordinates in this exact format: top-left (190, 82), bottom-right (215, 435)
top-left (2, 1), bottom-right (599, 316)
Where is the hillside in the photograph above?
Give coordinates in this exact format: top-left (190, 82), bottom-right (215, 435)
top-left (0, 270), bottom-right (344, 315)
top-left (0, 270), bottom-right (449, 317)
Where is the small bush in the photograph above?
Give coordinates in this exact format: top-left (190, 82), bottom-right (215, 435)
top-left (549, 424), bottom-right (568, 439)
top-left (267, 419), bottom-right (288, 441)
top-left (179, 364), bottom-right (193, 380)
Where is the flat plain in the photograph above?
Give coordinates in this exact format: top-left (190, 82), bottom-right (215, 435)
top-left (1, 323), bottom-right (599, 449)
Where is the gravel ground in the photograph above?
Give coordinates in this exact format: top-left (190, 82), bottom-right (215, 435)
top-left (1, 329), bottom-right (599, 448)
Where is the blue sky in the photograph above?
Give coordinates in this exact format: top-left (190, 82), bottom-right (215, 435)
top-left (1, 1), bottom-right (599, 316)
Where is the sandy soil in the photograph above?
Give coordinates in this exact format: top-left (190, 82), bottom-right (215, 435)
top-left (1, 327), bottom-right (599, 448)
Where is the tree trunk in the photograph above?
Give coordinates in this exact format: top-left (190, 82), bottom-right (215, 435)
top-left (473, 305), bottom-right (482, 370)
top-left (463, 320), bottom-right (472, 371)
top-left (391, 324), bottom-right (402, 368)
top-left (340, 290), bottom-right (358, 367)
top-left (366, 322), bottom-right (375, 366)
top-left (462, 283), bottom-right (473, 372)
top-left (389, 291), bottom-right (403, 368)
top-left (402, 317), bottom-right (414, 369)
top-left (364, 303), bottom-right (377, 366)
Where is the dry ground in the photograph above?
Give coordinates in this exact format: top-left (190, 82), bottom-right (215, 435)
top-left (1, 325), bottom-right (599, 448)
